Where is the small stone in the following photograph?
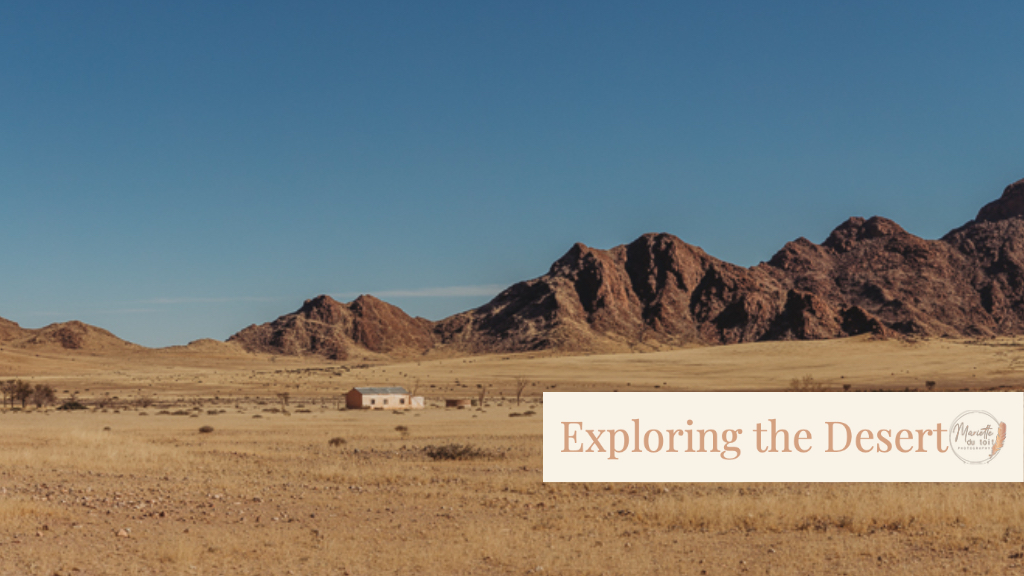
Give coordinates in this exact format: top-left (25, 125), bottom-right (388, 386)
top-left (116, 529), bottom-right (129, 538)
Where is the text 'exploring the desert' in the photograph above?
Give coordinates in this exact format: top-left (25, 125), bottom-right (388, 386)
top-left (542, 392), bottom-right (1023, 482)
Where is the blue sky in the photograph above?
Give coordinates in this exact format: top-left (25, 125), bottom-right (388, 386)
top-left (2, 1), bottom-right (1022, 347)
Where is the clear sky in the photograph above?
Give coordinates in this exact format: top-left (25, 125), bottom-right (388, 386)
top-left (2, 1), bottom-right (1023, 347)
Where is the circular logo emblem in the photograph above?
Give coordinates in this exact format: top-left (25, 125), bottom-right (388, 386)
top-left (949, 410), bottom-right (1005, 464)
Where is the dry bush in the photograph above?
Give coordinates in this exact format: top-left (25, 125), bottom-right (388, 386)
top-left (424, 443), bottom-right (493, 461)
top-left (328, 437), bottom-right (346, 446)
top-left (31, 384), bottom-right (57, 408)
top-left (789, 375), bottom-right (825, 391)
top-left (198, 425), bottom-right (214, 434)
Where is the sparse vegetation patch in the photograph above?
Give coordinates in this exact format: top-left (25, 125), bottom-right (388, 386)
top-left (424, 443), bottom-right (494, 461)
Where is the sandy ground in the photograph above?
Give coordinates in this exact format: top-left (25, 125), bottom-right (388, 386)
top-left (1, 336), bottom-right (1023, 575)
top-left (3, 335), bottom-right (1024, 400)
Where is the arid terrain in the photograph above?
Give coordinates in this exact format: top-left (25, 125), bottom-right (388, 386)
top-left (3, 178), bottom-right (1024, 574)
top-left (2, 336), bottom-right (1023, 575)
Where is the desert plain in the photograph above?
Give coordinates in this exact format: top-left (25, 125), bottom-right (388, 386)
top-left (1, 335), bottom-right (1023, 575)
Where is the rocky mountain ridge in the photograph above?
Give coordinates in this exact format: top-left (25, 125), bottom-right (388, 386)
top-left (227, 178), bottom-right (1024, 359)
top-left (7, 178), bottom-right (1024, 359)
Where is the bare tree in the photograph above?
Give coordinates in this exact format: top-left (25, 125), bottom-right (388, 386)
top-left (478, 385), bottom-right (487, 407)
top-left (13, 380), bottom-right (33, 408)
top-left (0, 380), bottom-right (12, 408)
top-left (515, 377), bottom-right (529, 406)
top-left (32, 384), bottom-right (56, 408)
top-left (276, 391), bottom-right (290, 407)
top-left (0, 380), bottom-right (14, 409)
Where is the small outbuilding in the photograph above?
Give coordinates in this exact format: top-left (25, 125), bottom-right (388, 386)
top-left (346, 387), bottom-right (423, 410)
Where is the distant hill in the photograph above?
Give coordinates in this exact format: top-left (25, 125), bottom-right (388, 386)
top-left (228, 177), bottom-right (1024, 358)
top-left (228, 294), bottom-right (434, 359)
top-left (0, 318), bottom-right (140, 351)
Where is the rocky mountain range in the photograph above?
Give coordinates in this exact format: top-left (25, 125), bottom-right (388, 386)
top-left (226, 178), bottom-right (1024, 359)
top-left (5, 178), bottom-right (1024, 358)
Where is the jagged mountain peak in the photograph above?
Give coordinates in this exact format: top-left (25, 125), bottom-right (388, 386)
top-left (975, 178), bottom-right (1024, 223)
top-left (231, 176), bottom-right (1024, 358)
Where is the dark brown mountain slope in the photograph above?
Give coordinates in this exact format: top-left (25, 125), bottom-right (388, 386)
top-left (231, 177), bottom-right (1024, 358)
top-left (228, 294), bottom-right (434, 359)
top-left (435, 177), bottom-right (1024, 352)
top-left (0, 317), bottom-right (28, 342)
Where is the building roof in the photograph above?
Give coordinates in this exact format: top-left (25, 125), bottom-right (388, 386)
top-left (351, 386), bottom-right (409, 395)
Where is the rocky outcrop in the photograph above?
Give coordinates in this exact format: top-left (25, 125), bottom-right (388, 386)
top-left (228, 294), bottom-right (434, 359)
top-left (0, 317), bottom-right (28, 342)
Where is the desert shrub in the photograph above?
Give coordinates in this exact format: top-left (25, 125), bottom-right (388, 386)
top-left (789, 375), bottom-right (825, 391)
top-left (926, 380), bottom-right (937, 390)
top-left (395, 425), bottom-right (409, 437)
top-left (328, 437), bottom-right (346, 447)
top-left (156, 410), bottom-right (170, 415)
top-left (509, 412), bottom-right (524, 418)
top-left (198, 426), bottom-right (214, 434)
top-left (424, 443), bottom-right (494, 461)
top-left (252, 414), bottom-right (262, 419)
top-left (138, 412), bottom-right (148, 416)
top-left (171, 410), bottom-right (190, 416)
top-left (57, 401), bottom-right (87, 411)
top-left (207, 410), bottom-right (219, 415)
top-left (523, 410), bottom-right (536, 416)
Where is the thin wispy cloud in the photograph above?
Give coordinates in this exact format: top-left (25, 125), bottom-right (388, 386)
top-left (142, 296), bottom-right (280, 305)
top-left (333, 284), bottom-right (506, 299)
top-left (95, 308), bottom-right (160, 314)
top-left (22, 308), bottom-right (158, 317)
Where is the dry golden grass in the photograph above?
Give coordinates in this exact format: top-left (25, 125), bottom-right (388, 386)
top-left (1, 337), bottom-right (1023, 574)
